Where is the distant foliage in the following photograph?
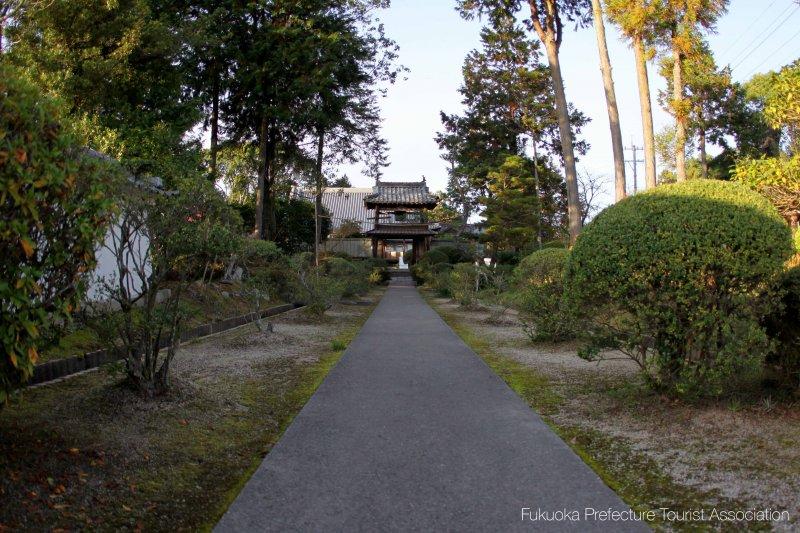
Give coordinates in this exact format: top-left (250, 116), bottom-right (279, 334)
top-left (432, 245), bottom-right (474, 264)
top-left (323, 257), bottom-right (369, 298)
top-left (274, 198), bottom-right (331, 254)
top-left (564, 180), bottom-right (793, 398)
top-left (0, 66), bottom-right (112, 402)
top-left (733, 156), bottom-right (800, 226)
top-left (763, 60), bottom-right (800, 152)
top-left (511, 249), bottom-right (574, 342)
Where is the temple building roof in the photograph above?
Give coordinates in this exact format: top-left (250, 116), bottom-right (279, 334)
top-left (364, 179), bottom-right (438, 208)
top-left (365, 223), bottom-right (437, 237)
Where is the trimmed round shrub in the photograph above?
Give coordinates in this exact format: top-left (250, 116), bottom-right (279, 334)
top-left (564, 179), bottom-right (794, 398)
top-left (511, 248), bottom-right (574, 342)
top-left (513, 248), bottom-right (570, 288)
top-left (242, 239), bottom-right (284, 268)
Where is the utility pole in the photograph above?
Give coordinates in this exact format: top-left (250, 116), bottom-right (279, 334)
top-left (625, 140), bottom-right (644, 194)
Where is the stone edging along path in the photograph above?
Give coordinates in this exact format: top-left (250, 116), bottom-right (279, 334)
top-left (28, 302), bottom-right (304, 386)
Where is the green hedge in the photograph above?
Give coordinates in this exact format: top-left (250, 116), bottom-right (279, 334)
top-left (564, 179), bottom-right (793, 398)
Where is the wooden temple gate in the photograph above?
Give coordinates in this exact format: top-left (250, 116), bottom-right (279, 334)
top-left (364, 179), bottom-right (438, 265)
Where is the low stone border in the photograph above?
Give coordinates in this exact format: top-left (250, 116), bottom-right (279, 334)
top-left (29, 302), bottom-right (303, 386)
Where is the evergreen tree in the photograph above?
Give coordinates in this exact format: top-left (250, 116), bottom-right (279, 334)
top-left (8, 0), bottom-right (201, 181)
top-left (481, 155), bottom-right (567, 252)
top-left (459, 0), bottom-right (591, 244)
top-left (437, 18), bottom-right (587, 248)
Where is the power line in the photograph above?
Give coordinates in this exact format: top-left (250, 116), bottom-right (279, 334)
top-left (731, 4), bottom-right (800, 72)
top-left (743, 25), bottom-right (800, 78)
top-left (717, 0), bottom-right (778, 61)
top-left (725, 1), bottom-right (796, 67)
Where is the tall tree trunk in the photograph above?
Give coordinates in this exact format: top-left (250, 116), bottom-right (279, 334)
top-left (591, 0), bottom-right (626, 202)
top-left (699, 125), bottom-right (708, 179)
top-left (209, 65), bottom-right (220, 181)
top-left (532, 136), bottom-right (543, 249)
top-left (633, 36), bottom-right (657, 189)
top-left (314, 127), bottom-right (325, 266)
top-left (672, 34), bottom-right (687, 182)
top-left (255, 116), bottom-right (268, 238)
top-left (542, 39), bottom-right (582, 244)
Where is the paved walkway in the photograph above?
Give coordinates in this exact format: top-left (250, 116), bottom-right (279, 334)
top-left (216, 279), bottom-right (647, 532)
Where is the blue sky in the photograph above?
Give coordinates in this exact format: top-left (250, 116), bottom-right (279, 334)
top-left (336, 0), bottom-right (800, 208)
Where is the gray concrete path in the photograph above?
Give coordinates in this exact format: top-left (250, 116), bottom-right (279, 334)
top-left (215, 279), bottom-right (648, 532)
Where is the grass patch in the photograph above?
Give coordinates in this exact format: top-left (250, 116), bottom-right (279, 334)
top-left (426, 292), bottom-right (768, 531)
top-left (0, 291), bottom-right (380, 531)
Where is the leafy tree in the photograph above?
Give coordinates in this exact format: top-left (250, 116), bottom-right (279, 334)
top-left (659, 40), bottom-right (736, 179)
top-left (660, 0), bottom-right (728, 182)
top-left (168, 0), bottom-right (238, 180)
top-left (330, 175), bottom-right (353, 188)
top-left (7, 0), bottom-right (202, 182)
top-left (217, 142), bottom-right (260, 205)
top-left (295, 0), bottom-right (399, 264)
top-left (733, 156), bottom-right (800, 230)
top-left (763, 60), bottom-right (800, 155)
top-left (223, 0), bottom-right (395, 243)
top-left (731, 61), bottom-right (800, 228)
top-left (274, 198), bottom-right (331, 254)
top-left (0, 65), bottom-right (113, 402)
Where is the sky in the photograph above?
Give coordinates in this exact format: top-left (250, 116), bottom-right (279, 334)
top-left (335, 0), bottom-right (800, 209)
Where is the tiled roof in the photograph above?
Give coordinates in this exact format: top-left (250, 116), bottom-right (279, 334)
top-left (364, 180), bottom-right (438, 207)
top-left (366, 223), bottom-right (436, 236)
top-left (293, 187), bottom-right (375, 232)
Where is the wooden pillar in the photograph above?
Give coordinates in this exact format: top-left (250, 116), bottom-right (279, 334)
top-left (371, 237), bottom-right (378, 258)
